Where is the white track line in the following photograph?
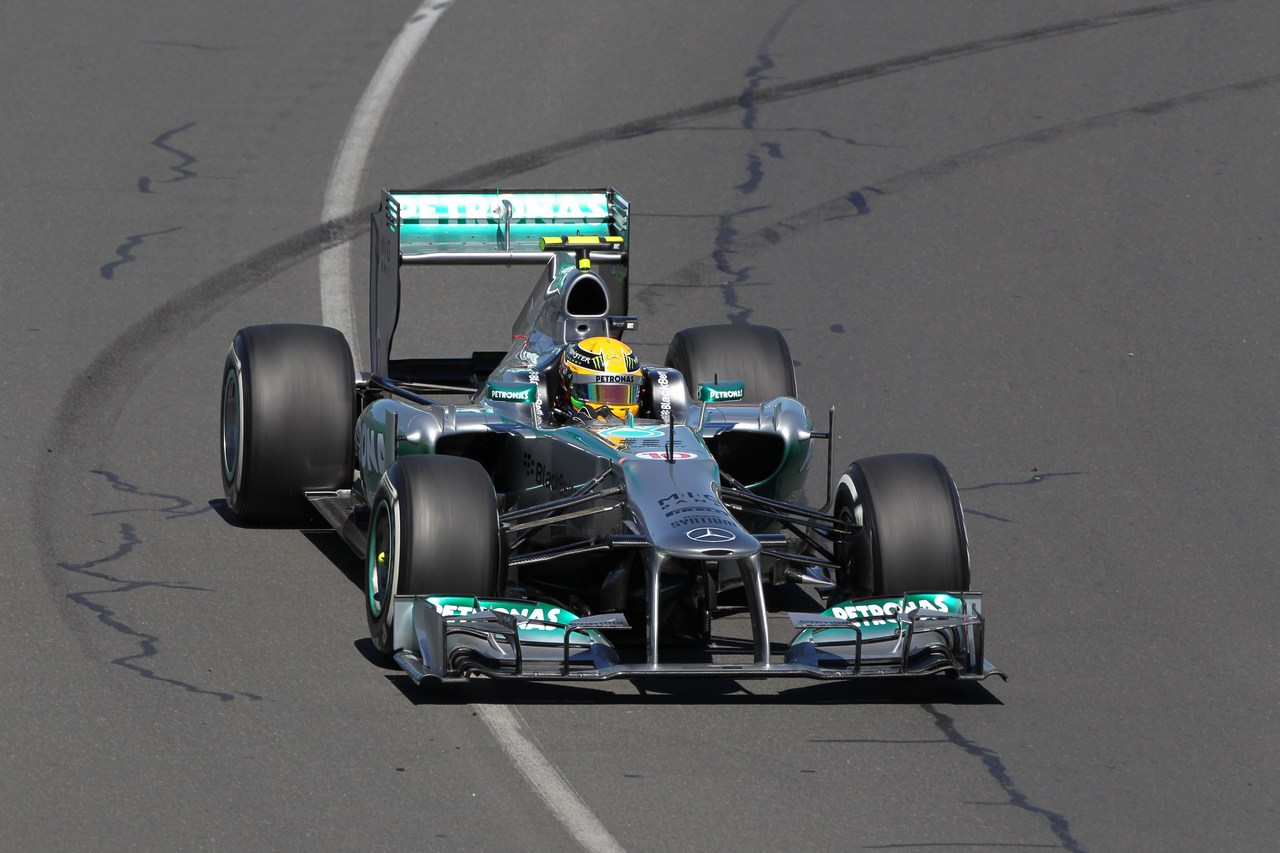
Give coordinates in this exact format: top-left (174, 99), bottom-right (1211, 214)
top-left (320, 6), bottom-right (625, 851)
top-left (477, 704), bottom-right (626, 853)
top-left (319, 0), bottom-right (454, 361)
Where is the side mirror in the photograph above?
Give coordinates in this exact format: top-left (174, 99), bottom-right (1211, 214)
top-left (486, 380), bottom-right (538, 404)
top-left (696, 381), bottom-right (745, 430)
top-left (697, 381), bottom-right (745, 404)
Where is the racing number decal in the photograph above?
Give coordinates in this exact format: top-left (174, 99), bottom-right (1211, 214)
top-left (634, 451), bottom-right (696, 460)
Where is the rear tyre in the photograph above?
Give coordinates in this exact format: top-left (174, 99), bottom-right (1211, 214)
top-left (220, 324), bottom-right (354, 523)
top-left (366, 455), bottom-right (501, 657)
top-left (833, 453), bottom-right (970, 599)
top-left (665, 324), bottom-right (797, 403)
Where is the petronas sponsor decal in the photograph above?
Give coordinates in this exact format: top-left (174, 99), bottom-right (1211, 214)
top-left (396, 193), bottom-right (610, 224)
top-left (487, 381), bottom-right (537, 404)
top-left (427, 597), bottom-right (579, 633)
top-left (826, 594), bottom-right (960, 627)
top-left (699, 381), bottom-right (745, 403)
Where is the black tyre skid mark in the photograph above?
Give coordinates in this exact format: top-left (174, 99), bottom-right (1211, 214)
top-left (662, 70), bottom-right (1280, 287)
top-left (33, 1), bottom-right (1239, 706)
top-left (424, 0), bottom-right (1230, 191)
top-left (141, 41), bottom-right (239, 52)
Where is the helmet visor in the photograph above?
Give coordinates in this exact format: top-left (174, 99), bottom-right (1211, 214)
top-left (569, 375), bottom-right (640, 406)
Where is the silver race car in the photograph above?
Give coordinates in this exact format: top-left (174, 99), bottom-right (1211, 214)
top-left (219, 188), bottom-right (1003, 687)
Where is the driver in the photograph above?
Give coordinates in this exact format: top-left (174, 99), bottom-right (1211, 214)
top-left (558, 336), bottom-right (642, 421)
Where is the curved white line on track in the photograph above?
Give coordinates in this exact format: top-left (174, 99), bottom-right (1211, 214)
top-left (478, 704), bottom-right (626, 853)
top-left (319, 6), bottom-right (625, 851)
top-left (319, 0), bottom-right (453, 362)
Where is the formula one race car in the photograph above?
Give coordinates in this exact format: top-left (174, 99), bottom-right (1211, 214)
top-left (219, 188), bottom-right (1003, 686)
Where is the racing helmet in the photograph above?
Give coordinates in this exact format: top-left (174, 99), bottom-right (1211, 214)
top-left (559, 337), bottom-right (641, 419)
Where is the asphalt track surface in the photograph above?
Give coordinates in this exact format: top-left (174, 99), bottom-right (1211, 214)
top-left (3, 1), bottom-right (1278, 849)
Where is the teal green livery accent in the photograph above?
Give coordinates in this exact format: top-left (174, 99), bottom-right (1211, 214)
top-left (385, 189), bottom-right (629, 255)
top-left (425, 596), bottom-right (590, 645)
top-left (698, 380), bottom-right (746, 403)
top-left (485, 380), bottom-right (538, 404)
top-left (792, 593), bottom-right (965, 644)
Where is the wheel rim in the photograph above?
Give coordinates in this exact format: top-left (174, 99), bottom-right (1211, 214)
top-left (368, 500), bottom-right (393, 618)
top-left (221, 369), bottom-right (240, 483)
top-left (835, 502), bottom-right (856, 565)
top-left (835, 480), bottom-right (872, 598)
top-left (835, 483), bottom-right (864, 564)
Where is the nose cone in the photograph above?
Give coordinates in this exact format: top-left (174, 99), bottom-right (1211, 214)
top-left (670, 521), bottom-right (758, 558)
top-left (620, 456), bottom-right (759, 558)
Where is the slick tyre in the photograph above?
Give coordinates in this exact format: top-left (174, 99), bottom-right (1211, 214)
top-left (665, 324), bottom-right (797, 403)
top-left (834, 453), bottom-right (970, 599)
top-left (220, 324), bottom-right (355, 523)
top-left (366, 455), bottom-right (501, 657)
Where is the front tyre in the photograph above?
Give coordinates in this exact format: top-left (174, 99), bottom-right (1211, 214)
top-left (834, 453), bottom-right (970, 599)
top-left (220, 324), bottom-right (354, 523)
top-left (366, 455), bottom-right (501, 657)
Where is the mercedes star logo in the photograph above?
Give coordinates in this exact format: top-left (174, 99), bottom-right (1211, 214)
top-left (686, 527), bottom-right (736, 543)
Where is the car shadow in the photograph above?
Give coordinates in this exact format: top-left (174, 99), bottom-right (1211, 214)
top-left (298, 528), bottom-right (364, 590)
top-left (208, 498), bottom-right (331, 530)
top-left (209, 499), bottom-right (365, 589)
top-left (382, 666), bottom-right (1004, 707)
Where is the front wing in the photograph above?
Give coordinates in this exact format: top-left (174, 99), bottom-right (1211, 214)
top-left (390, 593), bottom-right (1005, 685)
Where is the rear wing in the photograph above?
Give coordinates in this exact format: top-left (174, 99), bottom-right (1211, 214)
top-left (369, 188), bottom-right (630, 378)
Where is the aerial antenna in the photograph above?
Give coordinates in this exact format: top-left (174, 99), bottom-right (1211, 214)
top-left (667, 405), bottom-right (676, 464)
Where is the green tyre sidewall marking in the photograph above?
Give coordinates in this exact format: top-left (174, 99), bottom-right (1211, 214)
top-left (221, 367), bottom-right (240, 484)
top-left (368, 498), bottom-right (394, 619)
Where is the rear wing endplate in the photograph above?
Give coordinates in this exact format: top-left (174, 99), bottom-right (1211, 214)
top-left (369, 188), bottom-right (629, 377)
